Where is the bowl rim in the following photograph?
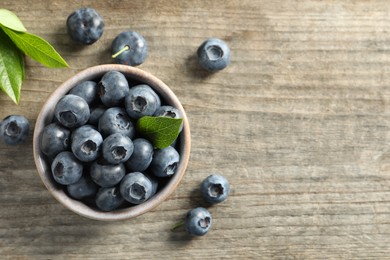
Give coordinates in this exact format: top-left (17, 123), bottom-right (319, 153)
top-left (33, 64), bottom-right (191, 221)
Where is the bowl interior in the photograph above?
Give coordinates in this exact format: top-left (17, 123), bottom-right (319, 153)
top-left (33, 64), bottom-right (191, 221)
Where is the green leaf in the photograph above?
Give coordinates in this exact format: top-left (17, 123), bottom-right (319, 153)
top-left (1, 26), bottom-right (69, 68)
top-left (136, 116), bottom-right (183, 149)
top-left (0, 28), bottom-right (24, 104)
top-left (0, 9), bottom-right (27, 32)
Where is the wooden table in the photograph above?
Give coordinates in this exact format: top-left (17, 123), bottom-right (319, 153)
top-left (1, 0), bottom-right (390, 259)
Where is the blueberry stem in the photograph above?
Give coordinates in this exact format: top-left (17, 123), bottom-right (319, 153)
top-left (112, 45), bottom-right (130, 58)
top-left (171, 220), bottom-right (185, 232)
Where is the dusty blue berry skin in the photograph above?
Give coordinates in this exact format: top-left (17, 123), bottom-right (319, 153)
top-left (197, 38), bottom-right (230, 71)
top-left (150, 146), bottom-right (180, 177)
top-left (120, 172), bottom-right (154, 204)
top-left (40, 122), bottom-right (71, 158)
top-left (0, 115), bottom-right (29, 145)
top-left (154, 105), bottom-right (183, 132)
top-left (95, 186), bottom-right (124, 211)
top-left (125, 84), bottom-right (161, 119)
top-left (102, 133), bottom-right (134, 164)
top-left (98, 107), bottom-right (135, 138)
top-left (125, 138), bottom-right (153, 172)
top-left (67, 175), bottom-right (98, 200)
top-left (98, 71), bottom-right (129, 107)
top-left (71, 125), bottom-right (103, 162)
top-left (69, 81), bottom-right (98, 105)
top-left (185, 207), bottom-right (212, 236)
top-left (51, 151), bottom-right (83, 185)
top-left (200, 174), bottom-right (230, 204)
top-left (88, 105), bottom-right (106, 125)
top-left (66, 7), bottom-right (104, 45)
top-left (90, 160), bottom-right (126, 187)
top-left (111, 31), bottom-right (148, 66)
top-left (54, 94), bottom-right (90, 128)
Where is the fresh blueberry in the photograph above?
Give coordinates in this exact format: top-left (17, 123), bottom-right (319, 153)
top-left (125, 138), bottom-right (153, 172)
top-left (102, 133), bottom-right (134, 164)
top-left (120, 172), bottom-right (154, 204)
top-left (98, 107), bottom-right (135, 138)
top-left (125, 84), bottom-right (161, 119)
top-left (95, 186), bottom-right (124, 212)
top-left (90, 159), bottom-right (126, 187)
top-left (40, 122), bottom-right (71, 158)
top-left (69, 81), bottom-right (98, 105)
top-left (88, 105), bottom-right (106, 125)
top-left (66, 7), bottom-right (104, 45)
top-left (185, 207), bottom-right (212, 236)
top-left (154, 105), bottom-right (183, 132)
top-left (71, 125), bottom-right (103, 162)
top-left (98, 71), bottom-right (129, 107)
top-left (0, 115), bottom-right (29, 145)
top-left (150, 146), bottom-right (180, 177)
top-left (111, 31), bottom-right (148, 66)
top-left (200, 174), bottom-right (230, 204)
top-left (67, 175), bottom-right (98, 200)
top-left (51, 151), bottom-right (83, 185)
top-left (197, 38), bottom-right (230, 71)
top-left (54, 94), bottom-right (90, 128)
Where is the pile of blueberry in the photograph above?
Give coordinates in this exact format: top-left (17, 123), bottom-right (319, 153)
top-left (39, 70), bottom-right (183, 212)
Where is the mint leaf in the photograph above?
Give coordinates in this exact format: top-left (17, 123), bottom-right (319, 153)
top-left (0, 9), bottom-right (27, 32)
top-left (0, 28), bottom-right (24, 104)
top-left (136, 116), bottom-right (183, 149)
top-left (1, 26), bottom-right (69, 68)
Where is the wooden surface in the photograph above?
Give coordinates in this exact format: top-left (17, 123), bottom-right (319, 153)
top-left (1, 0), bottom-right (390, 259)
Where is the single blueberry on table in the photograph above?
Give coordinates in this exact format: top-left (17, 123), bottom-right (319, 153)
top-left (150, 146), bottom-right (180, 178)
top-left (197, 38), bottom-right (230, 71)
top-left (120, 172), bottom-right (155, 204)
top-left (71, 125), bottom-right (103, 162)
top-left (90, 159), bottom-right (126, 187)
top-left (200, 174), bottom-right (230, 204)
top-left (95, 186), bottom-right (125, 212)
top-left (40, 122), bottom-right (71, 159)
top-left (51, 151), bottom-right (83, 185)
top-left (67, 175), bottom-right (99, 200)
top-left (185, 207), bottom-right (212, 236)
top-left (125, 138), bottom-right (154, 172)
top-left (0, 115), bottom-right (29, 145)
top-left (102, 133), bottom-right (134, 164)
top-left (111, 31), bottom-right (148, 66)
top-left (69, 81), bottom-right (98, 105)
top-left (54, 94), bottom-right (90, 128)
top-left (98, 71), bottom-right (130, 107)
top-left (66, 7), bottom-right (104, 45)
top-left (98, 107), bottom-right (135, 138)
top-left (125, 84), bottom-right (161, 119)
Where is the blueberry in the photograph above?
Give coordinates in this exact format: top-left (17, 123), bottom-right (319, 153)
top-left (40, 122), bottom-right (71, 158)
top-left (66, 7), bottom-right (104, 45)
top-left (90, 159), bottom-right (126, 187)
top-left (200, 174), bottom-right (230, 204)
top-left (54, 94), bottom-right (90, 128)
top-left (0, 115), bottom-right (29, 145)
top-left (150, 146), bottom-right (180, 177)
top-left (67, 175), bottom-right (98, 200)
top-left (98, 71), bottom-right (129, 107)
top-left (102, 133), bottom-right (134, 164)
top-left (125, 138), bottom-right (153, 172)
top-left (197, 38), bottom-right (230, 71)
top-left (120, 172), bottom-right (154, 204)
top-left (98, 107), bottom-right (135, 138)
top-left (95, 186), bottom-right (124, 212)
top-left (125, 84), bottom-right (161, 119)
top-left (111, 31), bottom-right (148, 66)
top-left (154, 105), bottom-right (183, 132)
top-left (185, 207), bottom-right (212, 236)
top-left (88, 105), bottom-right (106, 125)
top-left (71, 125), bottom-right (103, 162)
top-left (51, 151), bottom-right (83, 185)
top-left (69, 81), bottom-right (98, 105)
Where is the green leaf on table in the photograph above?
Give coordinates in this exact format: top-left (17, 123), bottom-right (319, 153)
top-left (0, 28), bottom-right (24, 104)
top-left (0, 9), bottom-right (27, 32)
top-left (1, 26), bottom-right (69, 68)
top-left (136, 116), bottom-right (183, 149)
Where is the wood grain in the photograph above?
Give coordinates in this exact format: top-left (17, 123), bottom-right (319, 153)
top-left (1, 0), bottom-right (390, 259)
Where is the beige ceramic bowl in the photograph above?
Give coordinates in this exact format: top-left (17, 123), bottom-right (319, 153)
top-left (33, 64), bottom-right (191, 221)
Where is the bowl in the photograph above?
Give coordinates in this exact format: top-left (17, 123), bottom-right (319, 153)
top-left (33, 64), bottom-right (191, 221)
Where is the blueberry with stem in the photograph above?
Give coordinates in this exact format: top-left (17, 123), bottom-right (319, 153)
top-left (111, 31), bottom-right (148, 66)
